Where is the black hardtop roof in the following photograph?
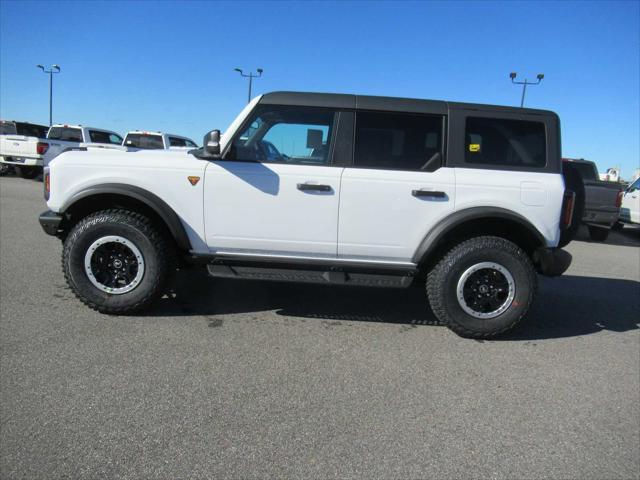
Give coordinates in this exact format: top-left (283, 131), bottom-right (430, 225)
top-left (259, 91), bottom-right (556, 117)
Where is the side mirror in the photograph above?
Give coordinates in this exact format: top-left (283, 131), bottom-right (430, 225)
top-left (203, 130), bottom-right (221, 156)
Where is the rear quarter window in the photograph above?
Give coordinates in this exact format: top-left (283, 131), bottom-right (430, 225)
top-left (465, 117), bottom-right (546, 168)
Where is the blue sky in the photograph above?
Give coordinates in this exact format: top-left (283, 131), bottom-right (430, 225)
top-left (1, 0), bottom-right (638, 178)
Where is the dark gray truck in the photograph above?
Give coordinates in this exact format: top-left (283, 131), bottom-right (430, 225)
top-left (562, 158), bottom-right (622, 241)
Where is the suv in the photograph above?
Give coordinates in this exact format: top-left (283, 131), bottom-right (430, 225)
top-left (39, 92), bottom-right (574, 338)
top-left (122, 131), bottom-right (198, 150)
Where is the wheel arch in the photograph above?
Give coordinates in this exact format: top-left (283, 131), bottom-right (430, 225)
top-left (414, 207), bottom-right (547, 270)
top-left (60, 184), bottom-right (191, 251)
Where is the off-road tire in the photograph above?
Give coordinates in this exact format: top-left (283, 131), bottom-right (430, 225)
top-left (14, 166), bottom-right (39, 179)
top-left (62, 209), bottom-right (175, 314)
top-left (588, 225), bottom-right (610, 242)
top-left (426, 236), bottom-right (537, 339)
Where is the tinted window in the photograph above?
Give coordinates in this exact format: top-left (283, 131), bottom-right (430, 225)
top-left (229, 105), bottom-right (336, 165)
top-left (185, 139), bottom-right (198, 148)
top-left (169, 137), bottom-right (187, 147)
top-left (89, 130), bottom-right (123, 145)
top-left (48, 127), bottom-right (83, 142)
top-left (354, 112), bottom-right (443, 171)
top-left (124, 134), bottom-right (164, 149)
top-left (15, 123), bottom-right (48, 138)
top-left (465, 117), bottom-right (546, 168)
top-left (0, 121), bottom-right (16, 135)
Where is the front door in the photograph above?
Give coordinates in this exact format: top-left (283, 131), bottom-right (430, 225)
top-left (203, 104), bottom-right (342, 257)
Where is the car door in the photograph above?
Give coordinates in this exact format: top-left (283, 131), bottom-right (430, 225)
top-left (338, 110), bottom-right (455, 263)
top-left (203, 104), bottom-right (344, 257)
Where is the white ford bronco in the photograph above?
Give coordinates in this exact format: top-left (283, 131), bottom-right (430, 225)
top-left (39, 92), bottom-right (575, 338)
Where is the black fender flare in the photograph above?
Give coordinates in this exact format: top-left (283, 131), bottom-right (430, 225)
top-left (412, 207), bottom-right (547, 264)
top-left (61, 183), bottom-right (191, 251)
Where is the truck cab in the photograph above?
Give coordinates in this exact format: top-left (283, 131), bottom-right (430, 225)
top-left (44, 125), bottom-right (125, 166)
top-left (122, 131), bottom-right (198, 150)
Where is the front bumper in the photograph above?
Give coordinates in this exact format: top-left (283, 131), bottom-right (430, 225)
top-left (533, 247), bottom-right (572, 277)
top-left (39, 210), bottom-right (64, 236)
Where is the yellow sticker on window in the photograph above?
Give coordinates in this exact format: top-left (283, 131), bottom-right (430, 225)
top-left (469, 143), bottom-right (480, 152)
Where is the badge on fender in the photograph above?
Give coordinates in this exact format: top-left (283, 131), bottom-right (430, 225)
top-left (187, 176), bottom-right (200, 186)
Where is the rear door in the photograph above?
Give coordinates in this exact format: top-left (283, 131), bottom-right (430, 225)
top-left (203, 104), bottom-right (346, 257)
top-left (338, 110), bottom-right (455, 263)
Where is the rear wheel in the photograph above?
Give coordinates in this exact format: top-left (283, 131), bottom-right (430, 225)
top-left (62, 209), bottom-right (175, 314)
top-left (426, 236), bottom-right (537, 339)
top-left (14, 166), bottom-right (39, 179)
top-left (588, 225), bottom-right (610, 242)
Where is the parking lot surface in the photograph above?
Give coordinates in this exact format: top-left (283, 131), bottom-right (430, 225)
top-left (1, 176), bottom-right (639, 479)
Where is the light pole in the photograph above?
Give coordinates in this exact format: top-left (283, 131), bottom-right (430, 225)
top-left (510, 72), bottom-right (544, 108)
top-left (234, 68), bottom-right (263, 103)
top-left (36, 64), bottom-right (61, 126)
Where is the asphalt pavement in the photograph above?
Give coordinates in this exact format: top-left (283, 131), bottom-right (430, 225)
top-left (1, 175), bottom-right (639, 479)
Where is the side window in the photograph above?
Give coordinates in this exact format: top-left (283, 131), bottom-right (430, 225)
top-left (89, 130), bottom-right (123, 145)
top-left (228, 105), bottom-right (336, 165)
top-left (48, 127), bottom-right (83, 142)
top-left (465, 117), bottom-right (546, 168)
top-left (169, 137), bottom-right (187, 147)
top-left (354, 112), bottom-right (443, 171)
top-left (185, 139), bottom-right (198, 148)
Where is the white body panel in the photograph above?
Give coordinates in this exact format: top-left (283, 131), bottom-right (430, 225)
top-left (620, 183), bottom-right (640, 224)
top-left (338, 167), bottom-right (456, 262)
top-left (0, 135), bottom-right (44, 165)
top-left (454, 168), bottom-right (564, 247)
top-left (203, 161), bottom-right (341, 257)
top-left (47, 149), bottom-right (210, 252)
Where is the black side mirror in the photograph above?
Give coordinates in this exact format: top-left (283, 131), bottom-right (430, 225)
top-left (203, 130), bottom-right (221, 157)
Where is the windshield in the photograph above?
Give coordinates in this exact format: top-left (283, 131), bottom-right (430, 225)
top-left (48, 127), bottom-right (83, 142)
top-left (124, 133), bottom-right (164, 149)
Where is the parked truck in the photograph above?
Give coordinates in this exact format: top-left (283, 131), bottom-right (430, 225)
top-left (44, 125), bottom-right (125, 166)
top-left (0, 120), bottom-right (50, 178)
top-left (562, 158), bottom-right (623, 241)
top-left (123, 131), bottom-right (198, 150)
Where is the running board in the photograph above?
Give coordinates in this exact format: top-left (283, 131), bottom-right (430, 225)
top-left (206, 264), bottom-right (414, 288)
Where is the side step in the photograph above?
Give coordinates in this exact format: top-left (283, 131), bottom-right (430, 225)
top-left (206, 264), bottom-right (414, 288)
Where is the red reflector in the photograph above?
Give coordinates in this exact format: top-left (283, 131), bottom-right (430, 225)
top-left (44, 172), bottom-right (50, 200)
top-left (37, 142), bottom-right (49, 155)
top-left (561, 190), bottom-right (575, 229)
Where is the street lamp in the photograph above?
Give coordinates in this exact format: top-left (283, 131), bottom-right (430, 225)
top-left (36, 64), bottom-right (61, 126)
top-left (234, 68), bottom-right (263, 103)
top-left (510, 72), bottom-right (544, 108)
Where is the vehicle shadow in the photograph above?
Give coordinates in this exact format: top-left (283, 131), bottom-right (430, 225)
top-left (150, 269), bottom-right (639, 341)
top-left (574, 224), bottom-right (640, 247)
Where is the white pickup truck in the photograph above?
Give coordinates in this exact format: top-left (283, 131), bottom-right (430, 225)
top-left (39, 91), bottom-right (576, 339)
top-left (0, 120), bottom-right (50, 178)
top-left (44, 125), bottom-right (125, 166)
top-left (123, 131), bottom-right (198, 150)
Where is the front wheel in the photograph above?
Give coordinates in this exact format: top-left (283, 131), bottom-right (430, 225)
top-left (426, 236), bottom-right (537, 339)
top-left (62, 209), bottom-right (175, 314)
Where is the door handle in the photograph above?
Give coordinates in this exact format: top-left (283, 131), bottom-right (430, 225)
top-left (297, 183), bottom-right (332, 192)
top-left (412, 189), bottom-right (446, 198)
